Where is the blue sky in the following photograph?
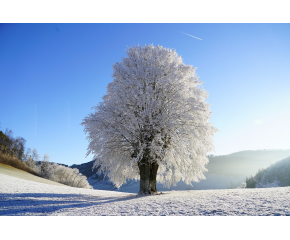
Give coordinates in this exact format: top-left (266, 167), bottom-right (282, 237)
top-left (1, 23), bottom-right (290, 165)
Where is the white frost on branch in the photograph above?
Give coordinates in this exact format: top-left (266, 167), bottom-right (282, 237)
top-left (82, 45), bottom-right (217, 188)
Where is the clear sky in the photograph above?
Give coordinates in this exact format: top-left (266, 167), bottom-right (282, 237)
top-left (1, 23), bottom-right (290, 165)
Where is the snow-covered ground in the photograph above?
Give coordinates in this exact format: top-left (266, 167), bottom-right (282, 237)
top-left (1, 172), bottom-right (290, 216)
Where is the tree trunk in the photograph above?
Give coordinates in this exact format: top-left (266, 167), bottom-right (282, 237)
top-left (138, 160), bottom-right (151, 195)
top-left (138, 155), bottom-right (159, 195)
top-left (150, 162), bottom-right (159, 192)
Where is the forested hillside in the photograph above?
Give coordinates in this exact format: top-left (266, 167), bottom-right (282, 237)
top-left (207, 150), bottom-right (290, 177)
top-left (246, 156), bottom-right (290, 188)
top-left (70, 160), bottom-right (98, 178)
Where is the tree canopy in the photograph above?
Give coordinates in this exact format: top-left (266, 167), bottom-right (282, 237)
top-left (82, 45), bottom-right (217, 194)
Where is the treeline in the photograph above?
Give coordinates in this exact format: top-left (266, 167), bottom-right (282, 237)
top-left (0, 128), bottom-right (26, 160)
top-left (246, 156), bottom-right (290, 188)
top-left (0, 128), bottom-right (38, 175)
top-left (0, 126), bottom-right (91, 189)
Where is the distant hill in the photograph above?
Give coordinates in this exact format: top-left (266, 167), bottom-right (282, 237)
top-left (207, 149), bottom-right (290, 177)
top-left (34, 161), bottom-right (68, 168)
top-left (247, 156), bottom-right (290, 188)
top-left (70, 149), bottom-right (290, 192)
top-left (70, 160), bottom-right (98, 178)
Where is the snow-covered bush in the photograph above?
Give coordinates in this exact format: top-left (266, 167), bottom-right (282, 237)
top-left (23, 151), bottom-right (92, 189)
top-left (51, 164), bottom-right (92, 188)
top-left (227, 181), bottom-right (246, 189)
top-left (40, 162), bottom-right (92, 189)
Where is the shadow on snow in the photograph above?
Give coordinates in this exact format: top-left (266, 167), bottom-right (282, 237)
top-left (0, 192), bottom-right (138, 215)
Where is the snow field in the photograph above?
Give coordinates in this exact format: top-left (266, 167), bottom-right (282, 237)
top-left (1, 173), bottom-right (290, 216)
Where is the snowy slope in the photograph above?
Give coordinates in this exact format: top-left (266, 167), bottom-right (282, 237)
top-left (0, 163), bottom-right (64, 186)
top-left (1, 172), bottom-right (290, 216)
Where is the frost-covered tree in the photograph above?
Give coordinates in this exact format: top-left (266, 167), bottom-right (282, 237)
top-left (82, 45), bottom-right (217, 194)
top-left (40, 156), bottom-right (51, 179)
top-left (23, 148), bottom-right (31, 162)
top-left (31, 148), bottom-right (39, 162)
top-left (26, 156), bottom-right (35, 168)
top-left (43, 153), bottom-right (50, 162)
top-left (49, 164), bottom-right (91, 188)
